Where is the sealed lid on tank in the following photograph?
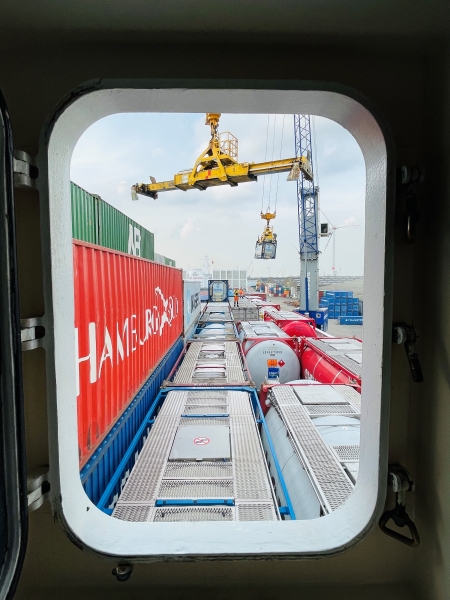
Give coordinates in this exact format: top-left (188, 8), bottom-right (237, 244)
top-left (200, 344), bottom-right (225, 351)
top-left (293, 385), bottom-right (350, 405)
top-left (169, 426), bottom-right (231, 461)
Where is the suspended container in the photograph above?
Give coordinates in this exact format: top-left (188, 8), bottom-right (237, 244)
top-left (74, 240), bottom-right (183, 468)
top-left (254, 212), bottom-right (278, 260)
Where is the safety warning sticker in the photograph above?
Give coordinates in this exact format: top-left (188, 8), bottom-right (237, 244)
top-left (193, 437), bottom-right (210, 446)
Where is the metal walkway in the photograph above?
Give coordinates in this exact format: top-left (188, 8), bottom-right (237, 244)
top-left (172, 341), bottom-right (246, 385)
top-left (113, 390), bottom-right (278, 522)
top-left (269, 385), bottom-right (356, 513)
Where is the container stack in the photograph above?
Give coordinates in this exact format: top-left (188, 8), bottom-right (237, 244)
top-left (230, 298), bottom-right (260, 321)
top-left (319, 291), bottom-right (361, 320)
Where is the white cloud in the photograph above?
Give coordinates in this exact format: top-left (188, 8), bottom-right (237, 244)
top-left (180, 218), bottom-right (194, 238)
top-left (339, 216), bottom-right (357, 227)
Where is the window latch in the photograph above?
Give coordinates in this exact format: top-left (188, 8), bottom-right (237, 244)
top-left (13, 149), bottom-right (38, 189)
top-left (379, 465), bottom-right (420, 547)
top-left (27, 467), bottom-right (50, 512)
top-left (21, 317), bottom-right (45, 351)
top-left (393, 322), bottom-right (423, 383)
top-left (397, 165), bottom-right (424, 244)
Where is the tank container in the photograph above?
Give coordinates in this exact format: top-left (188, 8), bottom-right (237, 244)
top-left (244, 339), bottom-right (300, 389)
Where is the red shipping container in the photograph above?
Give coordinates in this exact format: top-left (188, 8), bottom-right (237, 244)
top-left (74, 241), bottom-right (183, 467)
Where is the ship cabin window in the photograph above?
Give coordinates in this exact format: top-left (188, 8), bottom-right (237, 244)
top-left (43, 85), bottom-right (392, 559)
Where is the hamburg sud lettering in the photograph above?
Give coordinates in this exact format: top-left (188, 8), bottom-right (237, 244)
top-left (75, 287), bottom-right (179, 396)
top-left (74, 241), bottom-right (183, 466)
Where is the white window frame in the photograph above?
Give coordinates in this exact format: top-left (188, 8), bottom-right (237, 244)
top-left (40, 83), bottom-right (394, 559)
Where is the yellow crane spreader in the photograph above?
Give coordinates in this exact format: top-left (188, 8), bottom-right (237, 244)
top-left (131, 113), bottom-right (312, 200)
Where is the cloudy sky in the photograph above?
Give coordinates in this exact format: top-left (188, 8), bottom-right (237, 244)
top-left (70, 112), bottom-right (365, 277)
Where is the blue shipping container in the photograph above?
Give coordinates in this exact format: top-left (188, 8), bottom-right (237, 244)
top-left (338, 316), bottom-right (363, 325)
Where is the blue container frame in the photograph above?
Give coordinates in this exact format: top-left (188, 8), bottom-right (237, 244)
top-left (96, 385), bottom-right (296, 520)
top-left (80, 336), bottom-right (184, 506)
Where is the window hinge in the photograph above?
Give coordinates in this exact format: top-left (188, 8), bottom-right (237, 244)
top-left (27, 467), bottom-right (50, 512)
top-left (13, 150), bottom-right (38, 189)
top-left (21, 317), bottom-right (45, 350)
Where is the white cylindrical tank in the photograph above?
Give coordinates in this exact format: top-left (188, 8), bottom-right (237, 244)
top-left (198, 323), bottom-right (226, 337)
top-left (313, 415), bottom-right (360, 446)
top-left (261, 408), bottom-right (321, 520)
top-left (245, 340), bottom-right (300, 389)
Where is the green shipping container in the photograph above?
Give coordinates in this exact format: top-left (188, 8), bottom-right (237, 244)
top-left (164, 257), bottom-right (176, 267)
top-left (71, 182), bottom-right (98, 244)
top-left (71, 182), bottom-right (154, 260)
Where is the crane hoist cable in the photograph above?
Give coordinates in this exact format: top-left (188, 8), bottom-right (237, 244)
top-left (274, 114), bottom-right (286, 214)
top-left (261, 114), bottom-right (270, 213)
top-left (266, 114), bottom-right (278, 213)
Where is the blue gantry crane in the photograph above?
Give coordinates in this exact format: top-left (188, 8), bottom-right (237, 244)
top-left (294, 115), bottom-right (320, 312)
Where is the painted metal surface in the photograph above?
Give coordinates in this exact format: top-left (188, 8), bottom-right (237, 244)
top-left (183, 281), bottom-right (201, 338)
top-left (97, 198), bottom-right (154, 260)
top-left (71, 182), bottom-right (98, 245)
top-left (74, 240), bottom-right (183, 467)
top-left (80, 337), bottom-right (183, 506)
top-left (71, 182), bottom-right (155, 260)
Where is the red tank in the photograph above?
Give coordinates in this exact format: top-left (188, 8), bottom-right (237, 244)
top-left (264, 309), bottom-right (316, 330)
top-left (281, 320), bottom-right (317, 338)
top-left (300, 340), bottom-right (361, 391)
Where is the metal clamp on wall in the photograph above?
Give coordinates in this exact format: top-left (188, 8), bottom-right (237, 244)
top-left (13, 150), bottom-right (38, 189)
top-left (27, 467), bottom-right (50, 512)
top-left (21, 317), bottom-right (45, 351)
top-left (379, 465), bottom-right (420, 547)
top-left (393, 322), bottom-right (423, 383)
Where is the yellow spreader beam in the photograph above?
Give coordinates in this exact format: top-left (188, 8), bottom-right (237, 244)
top-left (132, 113), bottom-right (313, 200)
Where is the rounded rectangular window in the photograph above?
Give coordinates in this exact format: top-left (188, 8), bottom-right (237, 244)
top-left (43, 85), bottom-right (393, 558)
